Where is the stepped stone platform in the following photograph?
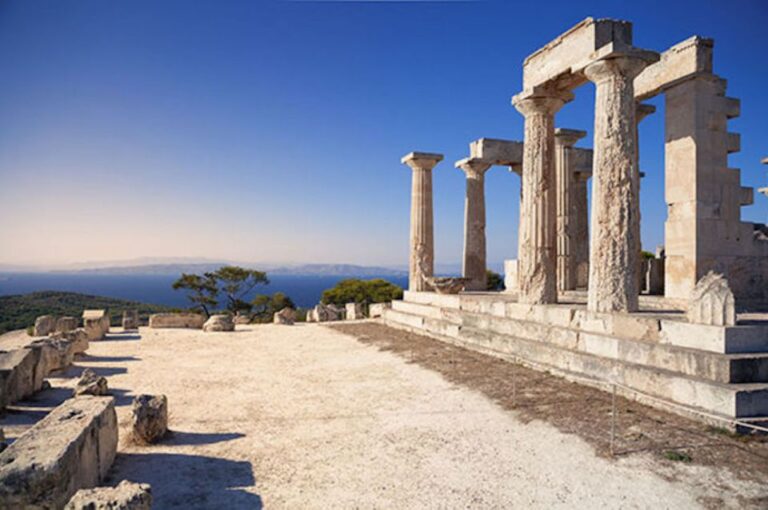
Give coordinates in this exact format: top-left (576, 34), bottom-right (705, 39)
top-left (383, 291), bottom-right (768, 428)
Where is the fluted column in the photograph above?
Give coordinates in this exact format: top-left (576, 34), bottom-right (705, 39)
top-left (554, 128), bottom-right (587, 292)
top-left (512, 92), bottom-right (570, 304)
top-left (584, 55), bottom-right (655, 313)
top-left (402, 152), bottom-right (443, 292)
top-left (456, 157), bottom-right (493, 291)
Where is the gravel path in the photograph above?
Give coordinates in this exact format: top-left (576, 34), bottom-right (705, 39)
top-left (3, 323), bottom-right (756, 508)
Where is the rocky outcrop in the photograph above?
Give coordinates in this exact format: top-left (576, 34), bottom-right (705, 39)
top-left (148, 313), bottom-right (206, 329)
top-left (122, 310), bottom-right (139, 331)
top-left (0, 397), bottom-right (118, 509)
top-left (75, 368), bottom-right (109, 397)
top-left (688, 271), bottom-right (736, 326)
top-left (65, 480), bottom-right (152, 510)
top-left (132, 394), bottom-right (168, 444)
top-left (202, 314), bottom-right (235, 332)
top-left (273, 308), bottom-right (296, 325)
top-left (34, 315), bottom-right (56, 336)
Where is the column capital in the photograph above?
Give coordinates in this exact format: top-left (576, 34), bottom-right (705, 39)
top-left (512, 89), bottom-right (572, 117)
top-left (554, 128), bottom-right (587, 148)
top-left (401, 152), bottom-right (443, 171)
top-left (455, 157), bottom-right (492, 178)
top-left (636, 103), bottom-right (656, 123)
top-left (583, 50), bottom-right (659, 84)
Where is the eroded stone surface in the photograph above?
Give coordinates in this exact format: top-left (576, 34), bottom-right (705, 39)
top-left (274, 307), bottom-right (296, 325)
top-left (131, 394), bottom-right (168, 444)
top-left (0, 396), bottom-right (118, 509)
top-left (456, 157), bottom-right (492, 291)
top-left (202, 314), bottom-right (235, 332)
top-left (34, 315), bottom-right (55, 336)
top-left (688, 272), bottom-right (736, 326)
top-left (368, 302), bottom-right (391, 318)
top-left (122, 310), bottom-right (139, 331)
top-left (345, 303), bottom-right (365, 320)
top-left (148, 313), bottom-right (205, 329)
top-left (75, 368), bottom-right (109, 397)
top-left (65, 480), bottom-right (152, 510)
top-left (56, 316), bottom-right (79, 333)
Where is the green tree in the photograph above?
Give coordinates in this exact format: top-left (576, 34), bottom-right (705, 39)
top-left (212, 266), bottom-right (269, 315)
top-left (321, 278), bottom-right (403, 307)
top-left (486, 269), bottom-right (504, 291)
top-left (251, 292), bottom-right (295, 323)
top-left (172, 273), bottom-right (219, 317)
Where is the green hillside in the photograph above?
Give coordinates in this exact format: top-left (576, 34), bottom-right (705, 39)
top-left (0, 291), bottom-right (177, 335)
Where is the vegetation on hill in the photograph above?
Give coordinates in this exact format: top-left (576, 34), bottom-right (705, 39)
top-left (251, 292), bottom-right (297, 323)
top-left (320, 278), bottom-right (403, 306)
top-left (0, 291), bottom-right (176, 335)
top-left (486, 269), bottom-right (504, 291)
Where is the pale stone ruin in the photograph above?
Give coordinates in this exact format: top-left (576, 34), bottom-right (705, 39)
top-left (132, 394), bottom-right (169, 444)
top-left (122, 309), bottom-right (139, 330)
top-left (65, 480), bottom-right (152, 510)
top-left (148, 312), bottom-right (206, 329)
top-left (385, 18), bottom-right (768, 429)
top-left (306, 303), bottom-right (345, 322)
top-left (83, 309), bottom-right (110, 340)
top-left (368, 302), bottom-right (391, 318)
top-left (274, 307), bottom-right (297, 325)
top-left (345, 302), bottom-right (365, 320)
top-left (202, 314), bottom-right (235, 332)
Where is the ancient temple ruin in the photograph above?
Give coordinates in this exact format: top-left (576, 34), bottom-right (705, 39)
top-left (387, 18), bottom-right (768, 428)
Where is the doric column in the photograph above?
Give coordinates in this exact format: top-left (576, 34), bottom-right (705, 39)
top-left (584, 54), bottom-right (656, 313)
top-left (573, 170), bottom-right (591, 288)
top-left (554, 128), bottom-right (587, 292)
top-left (634, 103), bottom-right (656, 291)
top-left (512, 91), bottom-right (571, 304)
top-left (456, 157), bottom-right (493, 291)
top-left (401, 152), bottom-right (443, 292)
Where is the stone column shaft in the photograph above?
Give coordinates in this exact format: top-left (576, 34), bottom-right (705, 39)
top-left (634, 103), bottom-right (656, 292)
top-left (555, 129), bottom-right (587, 292)
top-left (402, 152), bottom-right (443, 292)
top-left (456, 158), bottom-right (492, 291)
top-left (512, 93), bottom-right (569, 304)
top-left (584, 55), bottom-right (654, 313)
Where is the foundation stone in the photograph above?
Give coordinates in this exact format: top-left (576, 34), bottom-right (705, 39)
top-left (688, 272), bottom-right (736, 326)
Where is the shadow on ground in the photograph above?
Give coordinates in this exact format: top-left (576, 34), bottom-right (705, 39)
top-left (165, 431), bottom-right (245, 446)
top-left (101, 333), bottom-right (141, 342)
top-left (110, 452), bottom-right (262, 509)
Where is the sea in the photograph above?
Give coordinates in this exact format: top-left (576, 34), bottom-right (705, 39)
top-left (0, 273), bottom-right (409, 309)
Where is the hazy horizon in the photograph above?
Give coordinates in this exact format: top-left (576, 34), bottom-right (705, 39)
top-left (2, 1), bottom-right (766, 268)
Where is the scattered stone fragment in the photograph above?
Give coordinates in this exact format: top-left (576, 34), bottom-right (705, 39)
top-left (51, 328), bottom-right (90, 355)
top-left (345, 302), bottom-right (365, 320)
top-left (34, 315), bottom-right (56, 336)
top-left (368, 302), bottom-right (391, 318)
top-left (688, 271), bottom-right (736, 326)
top-left (132, 394), bottom-right (168, 444)
top-left (273, 307), bottom-right (296, 325)
top-left (55, 316), bottom-right (79, 333)
top-left (75, 368), bottom-right (109, 397)
top-left (202, 314), bottom-right (235, 332)
top-left (65, 480), bottom-right (152, 510)
top-left (122, 310), bottom-right (140, 331)
top-left (148, 313), bottom-right (206, 329)
top-left (234, 313), bottom-right (252, 325)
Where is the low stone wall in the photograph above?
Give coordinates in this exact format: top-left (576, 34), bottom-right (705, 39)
top-left (0, 396), bottom-right (118, 509)
top-left (148, 313), bottom-right (206, 329)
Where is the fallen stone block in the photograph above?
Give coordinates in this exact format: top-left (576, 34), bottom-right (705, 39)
top-left (52, 328), bottom-right (90, 355)
top-left (83, 310), bottom-right (110, 340)
top-left (0, 348), bottom-right (41, 410)
top-left (122, 310), bottom-right (139, 331)
top-left (234, 313), bottom-right (251, 325)
top-left (368, 302), bottom-right (391, 318)
top-left (0, 396), bottom-right (118, 509)
top-left (688, 272), bottom-right (736, 326)
top-left (34, 315), bottom-right (56, 336)
top-left (273, 307), bottom-right (296, 325)
top-left (203, 314), bottom-right (235, 332)
top-left (28, 336), bottom-right (75, 375)
top-left (132, 394), bottom-right (168, 444)
top-left (65, 480), bottom-right (152, 510)
top-left (148, 313), bottom-right (206, 329)
top-left (55, 316), bottom-right (79, 333)
top-left (75, 368), bottom-right (109, 397)
top-left (345, 302), bottom-right (365, 320)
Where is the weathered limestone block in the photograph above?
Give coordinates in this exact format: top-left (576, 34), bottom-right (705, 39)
top-left (503, 260), bottom-right (518, 293)
top-left (312, 304), bottom-right (342, 322)
top-left (202, 314), bottom-right (235, 332)
top-left (132, 394), bottom-right (168, 444)
top-left (65, 480), bottom-right (152, 510)
top-left (83, 310), bottom-right (109, 341)
top-left (273, 307), bottom-right (296, 325)
top-left (148, 313), bottom-right (205, 329)
top-left (0, 397), bottom-right (118, 509)
top-left (425, 277), bottom-right (470, 295)
top-left (368, 302), bottom-right (391, 318)
top-left (75, 368), bottom-right (109, 397)
top-left (688, 272), bottom-right (736, 326)
top-left (55, 316), bottom-right (79, 333)
top-left (122, 310), bottom-right (139, 331)
top-left (469, 138), bottom-right (523, 166)
top-left (0, 348), bottom-right (39, 410)
top-left (345, 303), bottom-right (365, 320)
top-left (34, 315), bottom-right (56, 336)
top-left (55, 328), bottom-right (90, 355)
top-left (234, 313), bottom-right (251, 325)
top-left (28, 337), bottom-right (75, 375)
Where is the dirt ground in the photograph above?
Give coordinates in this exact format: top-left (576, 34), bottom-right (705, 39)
top-left (2, 322), bottom-right (766, 509)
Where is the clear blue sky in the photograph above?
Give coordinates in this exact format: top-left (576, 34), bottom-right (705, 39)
top-left (0, 0), bottom-right (766, 268)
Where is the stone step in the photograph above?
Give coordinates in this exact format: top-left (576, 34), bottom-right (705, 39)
top-left (383, 307), bottom-right (768, 420)
top-left (391, 300), bottom-right (463, 324)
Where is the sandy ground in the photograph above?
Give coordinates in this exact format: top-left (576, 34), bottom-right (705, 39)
top-left (2, 323), bottom-right (765, 508)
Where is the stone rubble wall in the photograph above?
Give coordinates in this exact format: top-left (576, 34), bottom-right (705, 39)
top-left (148, 313), bottom-right (206, 329)
top-left (0, 396), bottom-right (118, 509)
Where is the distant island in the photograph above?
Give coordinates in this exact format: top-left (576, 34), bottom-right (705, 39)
top-left (47, 263), bottom-right (409, 277)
